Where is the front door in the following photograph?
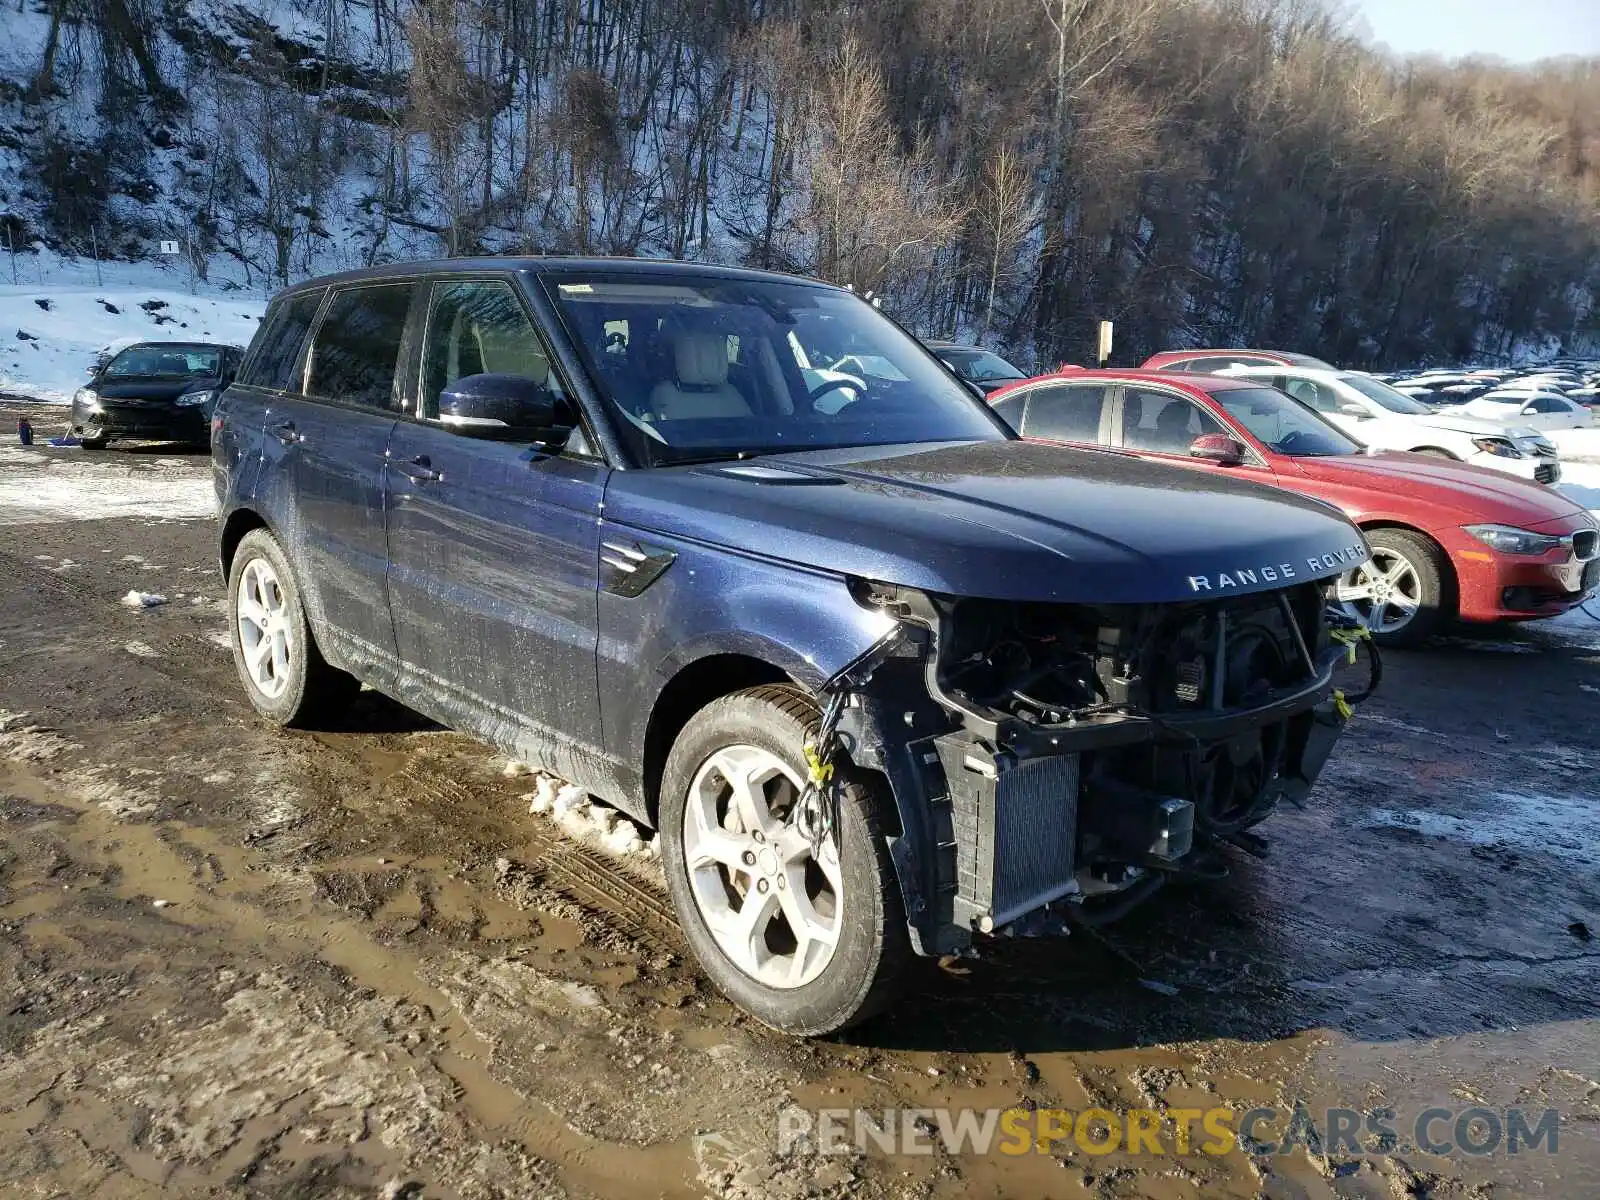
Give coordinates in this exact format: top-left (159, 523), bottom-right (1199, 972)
top-left (384, 277), bottom-right (608, 756)
top-left (275, 281), bottom-right (415, 673)
top-left (1115, 385), bottom-right (1283, 488)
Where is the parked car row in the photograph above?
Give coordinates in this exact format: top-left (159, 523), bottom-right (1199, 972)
top-left (1374, 362), bottom-right (1600, 425)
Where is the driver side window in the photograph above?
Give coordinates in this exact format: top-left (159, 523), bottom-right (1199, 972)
top-left (1121, 388), bottom-right (1224, 454)
top-left (419, 280), bottom-right (566, 420)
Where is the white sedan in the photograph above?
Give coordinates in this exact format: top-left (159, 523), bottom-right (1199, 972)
top-left (1221, 366), bottom-right (1561, 484)
top-left (1461, 390), bottom-right (1594, 431)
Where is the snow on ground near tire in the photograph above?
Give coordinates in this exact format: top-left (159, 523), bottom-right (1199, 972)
top-left (1, 264), bottom-right (265, 402)
top-left (0, 446), bottom-right (214, 525)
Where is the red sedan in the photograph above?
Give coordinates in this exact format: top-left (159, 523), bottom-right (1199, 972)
top-left (989, 369), bottom-right (1600, 645)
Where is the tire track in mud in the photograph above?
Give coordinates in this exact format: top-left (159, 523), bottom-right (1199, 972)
top-left (388, 758), bottom-right (684, 958)
top-left (3, 542), bottom-right (682, 953)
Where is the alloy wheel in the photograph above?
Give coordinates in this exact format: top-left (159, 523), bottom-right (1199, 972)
top-left (681, 744), bottom-right (842, 989)
top-left (236, 557), bottom-right (295, 700)
top-left (1335, 549), bottom-right (1422, 635)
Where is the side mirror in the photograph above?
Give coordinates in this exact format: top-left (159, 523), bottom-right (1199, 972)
top-left (1189, 433), bottom-right (1247, 466)
top-left (1338, 403), bottom-right (1372, 419)
top-left (437, 373), bottom-right (569, 441)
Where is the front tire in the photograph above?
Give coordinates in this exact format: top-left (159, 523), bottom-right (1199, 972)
top-left (659, 684), bottom-right (910, 1035)
top-left (1334, 528), bottom-right (1447, 647)
top-left (79, 425), bottom-right (109, 450)
top-left (227, 529), bottom-right (358, 726)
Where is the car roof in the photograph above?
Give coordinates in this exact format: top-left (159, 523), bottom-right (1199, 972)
top-left (1142, 348), bottom-right (1306, 365)
top-left (274, 255), bottom-right (840, 297)
top-left (116, 340), bottom-right (237, 350)
top-left (995, 368), bottom-right (1262, 396)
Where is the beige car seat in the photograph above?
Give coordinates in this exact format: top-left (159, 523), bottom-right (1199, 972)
top-left (648, 332), bottom-right (752, 420)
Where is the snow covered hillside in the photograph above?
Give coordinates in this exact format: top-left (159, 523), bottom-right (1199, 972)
top-left (0, 260), bottom-right (264, 402)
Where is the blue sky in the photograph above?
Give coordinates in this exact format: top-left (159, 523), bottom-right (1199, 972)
top-left (1350, 0), bottom-right (1600, 62)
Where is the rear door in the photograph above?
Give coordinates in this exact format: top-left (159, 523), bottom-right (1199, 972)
top-left (275, 280), bottom-right (415, 673)
top-left (384, 275), bottom-right (608, 754)
top-left (993, 381), bottom-right (1113, 447)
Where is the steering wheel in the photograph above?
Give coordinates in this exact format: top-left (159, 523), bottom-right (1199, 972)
top-left (808, 376), bottom-right (860, 404)
top-left (1277, 430), bottom-right (1313, 454)
top-left (807, 376), bottom-right (863, 413)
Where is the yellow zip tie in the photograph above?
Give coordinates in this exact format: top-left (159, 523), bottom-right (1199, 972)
top-left (803, 741), bottom-right (833, 785)
top-left (1333, 689), bottom-right (1353, 721)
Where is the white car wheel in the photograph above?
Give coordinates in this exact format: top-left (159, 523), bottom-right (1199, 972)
top-left (681, 744), bottom-right (843, 989)
top-left (1333, 529), bottom-right (1446, 646)
top-left (236, 557), bottom-right (295, 700)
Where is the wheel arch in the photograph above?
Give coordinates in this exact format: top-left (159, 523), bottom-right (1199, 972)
top-left (1355, 520), bottom-right (1459, 615)
top-left (1408, 445), bottom-right (1460, 459)
top-left (641, 653), bottom-right (791, 825)
top-left (219, 506), bottom-right (272, 582)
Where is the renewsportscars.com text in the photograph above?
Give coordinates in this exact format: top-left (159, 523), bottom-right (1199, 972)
top-left (776, 1104), bottom-right (1561, 1158)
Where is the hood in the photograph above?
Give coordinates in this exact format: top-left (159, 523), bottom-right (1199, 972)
top-left (91, 376), bottom-right (223, 403)
top-left (1292, 451), bottom-right (1586, 526)
top-left (602, 440), bottom-right (1369, 604)
top-left (1412, 411), bottom-right (1526, 437)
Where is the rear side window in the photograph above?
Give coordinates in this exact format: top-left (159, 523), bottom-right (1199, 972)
top-left (991, 393), bottom-right (1026, 429)
top-left (306, 283), bottom-right (414, 410)
top-left (238, 290), bottom-right (323, 390)
top-left (1530, 396), bottom-right (1569, 413)
top-left (1022, 384), bottom-right (1109, 442)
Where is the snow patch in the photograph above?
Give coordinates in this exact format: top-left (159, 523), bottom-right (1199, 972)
top-left (0, 710), bottom-right (78, 763)
top-left (124, 641), bottom-right (160, 658)
top-left (121, 590), bottom-right (170, 609)
top-left (1363, 791), bottom-right (1599, 864)
top-left (0, 274), bottom-right (264, 402)
top-left (523, 774), bottom-right (659, 862)
top-left (0, 446), bottom-right (213, 526)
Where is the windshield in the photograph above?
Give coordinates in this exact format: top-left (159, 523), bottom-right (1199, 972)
top-left (103, 345), bottom-right (221, 378)
top-left (1213, 387), bottom-right (1361, 457)
top-left (541, 273), bottom-right (1008, 465)
top-left (1340, 373), bottom-right (1435, 415)
top-left (939, 348), bottom-right (1026, 382)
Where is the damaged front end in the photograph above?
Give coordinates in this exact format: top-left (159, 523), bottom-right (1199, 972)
top-left (832, 580), bottom-right (1375, 956)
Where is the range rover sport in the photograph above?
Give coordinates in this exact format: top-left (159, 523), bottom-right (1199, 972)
top-left (213, 258), bottom-right (1374, 1034)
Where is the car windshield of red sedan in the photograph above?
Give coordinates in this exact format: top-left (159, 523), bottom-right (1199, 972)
top-left (1213, 387), bottom-right (1361, 457)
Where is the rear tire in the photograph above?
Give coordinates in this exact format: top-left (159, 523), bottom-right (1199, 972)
top-left (659, 684), bottom-right (910, 1035)
top-left (227, 529), bottom-right (359, 726)
top-left (1334, 528), bottom-right (1447, 647)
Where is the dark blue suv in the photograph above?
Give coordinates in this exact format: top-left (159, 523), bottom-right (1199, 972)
top-left (213, 258), bottom-right (1372, 1034)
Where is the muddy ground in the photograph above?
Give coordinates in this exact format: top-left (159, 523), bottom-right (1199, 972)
top-left (1, 400), bottom-right (1597, 1199)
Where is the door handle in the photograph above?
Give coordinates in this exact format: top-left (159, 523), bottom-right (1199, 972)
top-left (267, 420), bottom-right (301, 446)
top-left (395, 455), bottom-right (442, 483)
